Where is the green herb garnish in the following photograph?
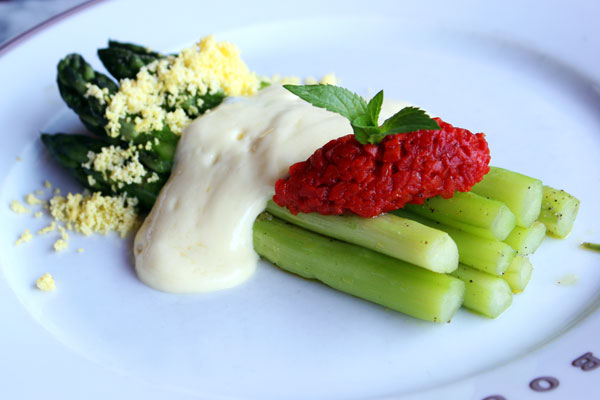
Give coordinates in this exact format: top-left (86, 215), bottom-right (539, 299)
top-left (581, 242), bottom-right (600, 253)
top-left (283, 84), bottom-right (439, 145)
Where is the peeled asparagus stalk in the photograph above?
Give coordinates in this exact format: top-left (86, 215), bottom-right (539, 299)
top-left (471, 166), bottom-right (543, 228)
top-left (504, 221), bottom-right (546, 255)
top-left (266, 200), bottom-right (459, 273)
top-left (538, 185), bottom-right (580, 238)
top-left (393, 209), bottom-right (515, 276)
top-left (253, 213), bottom-right (465, 323)
top-left (404, 191), bottom-right (516, 241)
top-left (502, 256), bottom-right (533, 293)
top-left (450, 264), bottom-right (513, 318)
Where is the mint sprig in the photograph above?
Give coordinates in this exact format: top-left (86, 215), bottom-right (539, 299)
top-left (284, 84), bottom-right (440, 145)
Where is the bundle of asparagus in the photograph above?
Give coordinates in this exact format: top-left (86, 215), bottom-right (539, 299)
top-left (45, 40), bottom-right (226, 210)
top-left (44, 40), bottom-right (580, 323)
top-left (264, 167), bottom-right (579, 320)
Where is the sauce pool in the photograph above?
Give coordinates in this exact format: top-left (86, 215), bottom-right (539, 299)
top-left (133, 85), bottom-right (410, 293)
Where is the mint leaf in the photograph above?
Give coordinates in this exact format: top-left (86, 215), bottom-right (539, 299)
top-left (351, 115), bottom-right (381, 144)
top-left (366, 90), bottom-right (383, 126)
top-left (284, 84), bottom-right (440, 145)
top-left (380, 106), bottom-right (439, 134)
top-left (284, 84), bottom-right (367, 122)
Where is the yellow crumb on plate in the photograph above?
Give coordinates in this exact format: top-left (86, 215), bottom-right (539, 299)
top-left (35, 189), bottom-right (45, 196)
top-left (15, 229), bottom-right (33, 246)
top-left (37, 221), bottom-right (56, 235)
top-left (16, 156), bottom-right (22, 162)
top-left (77, 248), bottom-right (84, 253)
top-left (34, 211), bottom-right (43, 218)
top-left (44, 180), bottom-right (52, 189)
top-left (54, 188), bottom-right (61, 195)
top-left (36, 273), bottom-right (55, 291)
top-left (10, 200), bottom-right (30, 214)
top-left (49, 192), bottom-right (139, 237)
top-left (25, 193), bottom-right (43, 205)
top-left (57, 225), bottom-right (69, 241)
top-left (53, 238), bottom-right (68, 252)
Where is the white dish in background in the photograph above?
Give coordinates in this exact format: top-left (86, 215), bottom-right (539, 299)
top-left (1, 1), bottom-right (599, 399)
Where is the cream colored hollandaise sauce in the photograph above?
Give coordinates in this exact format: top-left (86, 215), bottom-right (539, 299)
top-left (134, 85), bottom-right (409, 293)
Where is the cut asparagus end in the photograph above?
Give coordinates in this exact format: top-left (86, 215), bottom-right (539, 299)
top-left (405, 191), bottom-right (516, 241)
top-left (266, 201), bottom-right (459, 273)
top-left (394, 209), bottom-right (515, 276)
top-left (450, 264), bottom-right (513, 318)
top-left (253, 213), bottom-right (465, 323)
top-left (491, 205), bottom-right (519, 241)
top-left (504, 221), bottom-right (546, 255)
top-left (502, 256), bottom-right (533, 293)
top-left (538, 186), bottom-right (580, 238)
top-left (471, 166), bottom-right (543, 228)
top-left (448, 228), bottom-right (515, 277)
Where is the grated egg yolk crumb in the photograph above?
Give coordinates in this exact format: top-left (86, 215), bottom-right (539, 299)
top-left (10, 200), bottom-right (30, 214)
top-left (44, 180), bottom-right (52, 189)
top-left (25, 193), bottom-right (43, 205)
top-left (34, 211), bottom-right (43, 218)
top-left (38, 221), bottom-right (56, 235)
top-left (147, 172), bottom-right (160, 183)
top-left (320, 73), bottom-right (338, 85)
top-left (36, 273), bottom-right (55, 291)
top-left (266, 73), bottom-right (338, 87)
top-left (49, 192), bottom-right (138, 237)
top-left (53, 238), bottom-right (68, 252)
top-left (83, 145), bottom-right (147, 189)
top-left (84, 83), bottom-right (109, 105)
top-left (105, 35), bottom-right (259, 138)
top-left (15, 229), bottom-right (33, 246)
top-left (58, 225), bottom-right (69, 241)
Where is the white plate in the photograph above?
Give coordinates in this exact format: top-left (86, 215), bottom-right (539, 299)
top-left (1, 1), bottom-right (599, 399)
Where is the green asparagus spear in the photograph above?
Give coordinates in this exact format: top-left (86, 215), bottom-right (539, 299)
top-left (266, 200), bottom-right (459, 273)
top-left (503, 221), bottom-right (546, 255)
top-left (471, 166), bottom-right (543, 228)
top-left (41, 133), bottom-right (165, 211)
top-left (57, 53), bottom-right (180, 174)
top-left (128, 125), bottom-right (180, 174)
top-left (393, 209), bottom-right (515, 276)
top-left (450, 264), bottom-right (513, 318)
top-left (57, 54), bottom-right (118, 137)
top-left (538, 185), bottom-right (580, 238)
top-left (253, 213), bottom-right (465, 323)
top-left (99, 39), bottom-right (226, 120)
top-left (97, 40), bottom-right (163, 80)
top-left (58, 44), bottom-right (226, 174)
top-left (404, 191), bottom-right (516, 241)
top-left (172, 90), bottom-right (226, 119)
top-left (502, 256), bottom-right (533, 293)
